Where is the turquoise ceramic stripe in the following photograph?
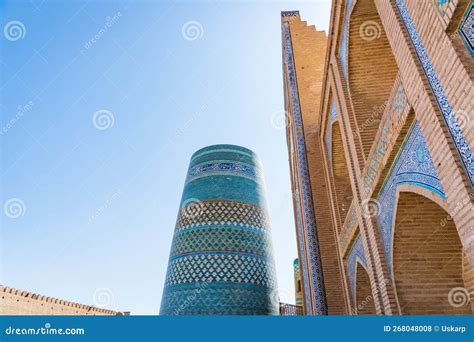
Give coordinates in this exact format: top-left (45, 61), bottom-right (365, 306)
top-left (160, 144), bottom-right (278, 315)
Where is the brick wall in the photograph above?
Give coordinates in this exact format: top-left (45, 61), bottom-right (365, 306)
top-left (0, 286), bottom-right (122, 316)
top-left (284, 14), bottom-right (349, 314)
top-left (288, 0), bottom-right (473, 315)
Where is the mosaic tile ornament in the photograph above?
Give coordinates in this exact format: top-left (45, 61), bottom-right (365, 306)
top-left (396, 0), bottom-right (474, 187)
top-left (281, 10), bottom-right (300, 18)
top-left (186, 160), bottom-right (262, 185)
top-left (459, 2), bottom-right (474, 57)
top-left (376, 121), bottom-right (445, 276)
top-left (325, 101), bottom-right (338, 163)
top-left (339, 0), bottom-right (354, 81)
top-left (283, 23), bottom-right (328, 315)
top-left (160, 144), bottom-right (279, 315)
top-left (294, 258), bottom-right (300, 275)
top-left (435, 0), bottom-right (451, 17)
top-left (346, 234), bottom-right (368, 305)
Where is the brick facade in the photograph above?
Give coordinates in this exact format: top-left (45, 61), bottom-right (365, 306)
top-left (282, 0), bottom-right (473, 315)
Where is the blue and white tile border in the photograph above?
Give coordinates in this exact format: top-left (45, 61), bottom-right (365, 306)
top-left (283, 22), bottom-right (328, 315)
top-left (395, 0), bottom-right (474, 187)
top-left (339, 0), bottom-right (354, 81)
top-left (325, 101), bottom-right (338, 163)
top-left (346, 234), bottom-right (368, 305)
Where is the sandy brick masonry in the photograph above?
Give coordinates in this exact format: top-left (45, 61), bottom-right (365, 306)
top-left (0, 286), bottom-right (123, 315)
top-left (283, 0), bottom-right (473, 315)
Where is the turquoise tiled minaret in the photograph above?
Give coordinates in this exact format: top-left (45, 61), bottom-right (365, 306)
top-left (160, 144), bottom-right (278, 315)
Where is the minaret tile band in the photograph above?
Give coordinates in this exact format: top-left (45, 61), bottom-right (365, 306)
top-left (160, 144), bottom-right (279, 315)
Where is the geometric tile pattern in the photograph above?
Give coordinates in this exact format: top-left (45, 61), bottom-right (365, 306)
top-left (459, 2), bottom-right (474, 57)
top-left (339, 0), bottom-right (354, 81)
top-left (160, 144), bottom-right (278, 315)
top-left (283, 23), bottom-right (328, 315)
top-left (170, 225), bottom-right (273, 258)
top-left (396, 0), bottom-right (474, 187)
top-left (376, 121), bottom-right (445, 276)
top-left (160, 283), bottom-right (275, 315)
top-left (293, 258), bottom-right (300, 275)
top-left (325, 100), bottom-right (338, 163)
top-left (186, 160), bottom-right (262, 185)
top-left (346, 234), bottom-right (368, 305)
top-left (165, 254), bottom-right (276, 287)
top-left (279, 303), bottom-right (303, 316)
top-left (175, 200), bottom-right (270, 232)
top-left (281, 11), bottom-right (300, 18)
top-left (435, 0), bottom-right (451, 17)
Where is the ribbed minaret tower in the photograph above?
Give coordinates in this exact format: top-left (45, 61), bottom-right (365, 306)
top-left (160, 144), bottom-right (278, 315)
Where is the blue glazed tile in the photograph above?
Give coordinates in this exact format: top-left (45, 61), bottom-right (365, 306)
top-left (283, 23), bottom-right (328, 315)
top-left (160, 145), bottom-right (278, 315)
top-left (325, 101), bottom-right (338, 162)
top-left (376, 121), bottom-right (445, 276)
top-left (346, 234), bottom-right (368, 304)
top-left (396, 0), bottom-right (474, 187)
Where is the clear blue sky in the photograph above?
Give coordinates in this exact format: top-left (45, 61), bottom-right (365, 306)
top-left (1, 0), bottom-right (331, 314)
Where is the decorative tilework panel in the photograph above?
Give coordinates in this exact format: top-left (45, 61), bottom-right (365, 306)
top-left (191, 147), bottom-right (256, 163)
top-left (293, 258), bottom-right (300, 274)
top-left (459, 2), bottom-right (474, 57)
top-left (161, 283), bottom-right (278, 315)
top-left (325, 101), bottom-right (338, 163)
top-left (435, 0), bottom-right (451, 17)
top-left (396, 0), bottom-right (474, 186)
top-left (161, 145), bottom-right (278, 315)
top-left (283, 23), bottom-right (328, 315)
top-left (186, 160), bottom-right (261, 185)
top-left (281, 11), bottom-right (300, 18)
top-left (339, 0), bottom-right (354, 81)
top-left (346, 234), bottom-right (368, 305)
top-left (165, 253), bottom-right (276, 287)
top-left (175, 200), bottom-right (270, 232)
top-left (377, 121), bottom-right (445, 276)
top-left (293, 189), bottom-right (312, 312)
top-left (169, 225), bottom-right (273, 258)
top-left (279, 303), bottom-right (303, 316)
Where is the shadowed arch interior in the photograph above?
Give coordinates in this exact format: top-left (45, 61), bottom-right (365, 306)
top-left (355, 261), bottom-right (376, 315)
top-left (393, 191), bottom-right (473, 315)
top-left (331, 121), bottom-right (353, 227)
